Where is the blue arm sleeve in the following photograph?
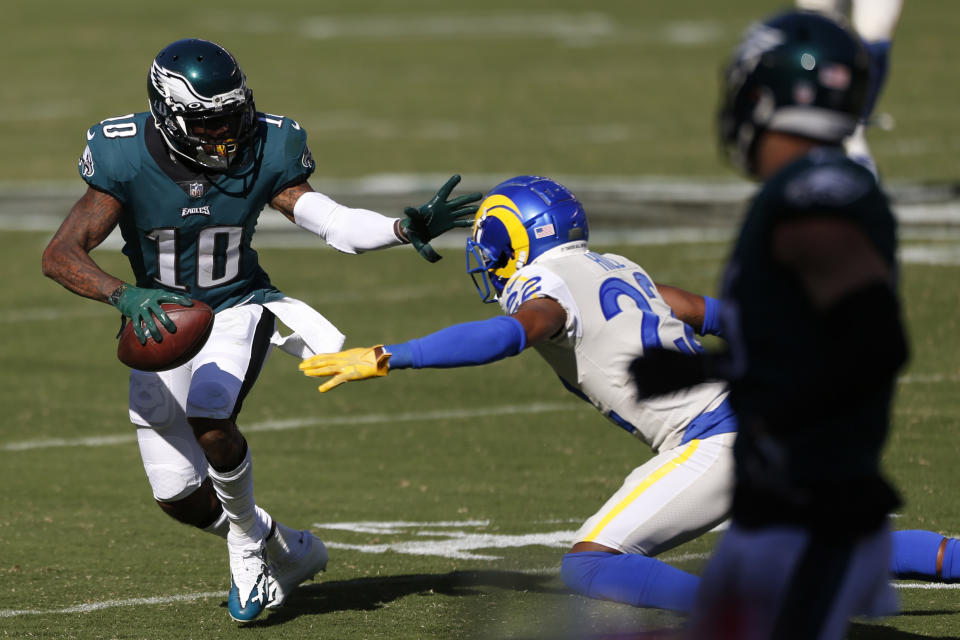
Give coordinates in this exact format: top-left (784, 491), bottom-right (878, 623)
top-left (700, 296), bottom-right (724, 338)
top-left (385, 316), bottom-right (528, 370)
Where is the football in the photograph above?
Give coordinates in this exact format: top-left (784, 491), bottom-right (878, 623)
top-left (117, 301), bottom-right (215, 371)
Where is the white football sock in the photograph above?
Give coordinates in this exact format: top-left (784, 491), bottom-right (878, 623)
top-left (207, 447), bottom-right (267, 544)
top-left (202, 505), bottom-right (272, 540)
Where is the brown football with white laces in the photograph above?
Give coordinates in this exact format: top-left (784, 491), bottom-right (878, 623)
top-left (117, 301), bottom-right (214, 371)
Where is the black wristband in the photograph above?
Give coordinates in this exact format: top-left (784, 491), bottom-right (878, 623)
top-left (393, 218), bottom-right (410, 244)
top-left (108, 283), bottom-right (128, 307)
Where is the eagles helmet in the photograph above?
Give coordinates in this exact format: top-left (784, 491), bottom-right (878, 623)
top-left (719, 10), bottom-right (871, 176)
top-left (147, 38), bottom-right (257, 171)
top-left (466, 176), bottom-right (588, 303)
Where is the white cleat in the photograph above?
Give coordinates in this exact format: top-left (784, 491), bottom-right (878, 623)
top-left (266, 530), bottom-right (328, 609)
top-left (227, 539), bottom-right (270, 622)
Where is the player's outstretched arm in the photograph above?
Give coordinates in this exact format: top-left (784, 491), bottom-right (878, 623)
top-left (400, 174), bottom-right (483, 262)
top-left (300, 298), bottom-right (565, 393)
top-left (273, 181), bottom-right (409, 254)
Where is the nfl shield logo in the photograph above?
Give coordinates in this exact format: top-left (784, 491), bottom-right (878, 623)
top-left (188, 182), bottom-right (205, 198)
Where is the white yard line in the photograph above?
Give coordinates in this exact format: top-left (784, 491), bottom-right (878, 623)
top-left (0, 402), bottom-right (586, 452)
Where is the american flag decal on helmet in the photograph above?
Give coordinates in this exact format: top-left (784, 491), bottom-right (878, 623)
top-left (534, 223), bottom-right (555, 239)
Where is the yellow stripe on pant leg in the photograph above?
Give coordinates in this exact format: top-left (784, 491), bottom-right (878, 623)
top-left (582, 439), bottom-right (702, 543)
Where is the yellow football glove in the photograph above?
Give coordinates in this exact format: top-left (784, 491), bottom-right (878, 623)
top-left (299, 345), bottom-right (390, 393)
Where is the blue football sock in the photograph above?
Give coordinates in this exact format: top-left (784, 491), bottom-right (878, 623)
top-left (891, 530), bottom-right (960, 581)
top-left (560, 551), bottom-right (699, 611)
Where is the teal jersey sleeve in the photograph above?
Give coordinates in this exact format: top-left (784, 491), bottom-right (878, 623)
top-left (78, 113), bottom-right (152, 204)
top-left (257, 113), bottom-right (316, 198)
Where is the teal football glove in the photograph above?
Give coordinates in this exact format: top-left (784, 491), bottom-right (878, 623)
top-left (401, 174), bottom-right (482, 262)
top-left (110, 283), bottom-right (194, 345)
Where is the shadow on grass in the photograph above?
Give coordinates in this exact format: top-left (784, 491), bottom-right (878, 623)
top-left (843, 611), bottom-right (960, 640)
top-left (226, 573), bottom-right (960, 637)
top-left (236, 569), bottom-right (566, 627)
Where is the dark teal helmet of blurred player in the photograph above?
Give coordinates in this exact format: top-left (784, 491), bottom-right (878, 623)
top-left (147, 38), bottom-right (257, 171)
top-left (719, 10), bottom-right (871, 176)
top-left (466, 176), bottom-right (588, 303)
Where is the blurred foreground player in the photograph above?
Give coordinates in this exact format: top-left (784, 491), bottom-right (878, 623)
top-left (630, 11), bottom-right (908, 639)
top-left (797, 0), bottom-right (904, 176)
top-left (41, 38), bottom-right (479, 622)
top-left (301, 175), bottom-right (737, 612)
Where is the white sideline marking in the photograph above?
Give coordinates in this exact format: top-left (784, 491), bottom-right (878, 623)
top-left (0, 591), bottom-right (221, 618)
top-left (899, 374), bottom-right (960, 384)
top-left (0, 306), bottom-right (113, 324)
top-left (298, 12), bottom-right (617, 42)
top-left (0, 402), bottom-right (585, 452)
top-left (310, 520), bottom-right (725, 562)
top-left (315, 519), bottom-right (492, 534)
top-left (324, 531), bottom-right (577, 561)
top-left (894, 583), bottom-right (960, 590)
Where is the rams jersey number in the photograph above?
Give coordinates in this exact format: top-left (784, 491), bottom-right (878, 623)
top-left (499, 245), bottom-right (734, 453)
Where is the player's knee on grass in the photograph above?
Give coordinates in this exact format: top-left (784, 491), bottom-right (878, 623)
top-left (561, 550), bottom-right (699, 611)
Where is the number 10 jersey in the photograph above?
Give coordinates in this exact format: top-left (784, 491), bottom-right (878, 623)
top-left (78, 111), bottom-right (316, 311)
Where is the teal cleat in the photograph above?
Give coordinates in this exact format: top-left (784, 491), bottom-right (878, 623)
top-left (227, 540), bottom-right (270, 622)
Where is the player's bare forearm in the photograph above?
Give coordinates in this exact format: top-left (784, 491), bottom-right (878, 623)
top-left (41, 187), bottom-right (125, 303)
top-left (271, 181), bottom-right (314, 222)
top-left (656, 284), bottom-right (706, 333)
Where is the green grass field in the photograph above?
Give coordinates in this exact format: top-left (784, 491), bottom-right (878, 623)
top-left (3, 227), bottom-right (960, 639)
top-left (2, 0), bottom-right (958, 183)
top-left (2, 0), bottom-right (960, 638)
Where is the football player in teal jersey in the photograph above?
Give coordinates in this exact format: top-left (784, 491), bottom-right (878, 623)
top-left (42, 38), bottom-right (480, 623)
top-left (630, 11), bottom-right (913, 639)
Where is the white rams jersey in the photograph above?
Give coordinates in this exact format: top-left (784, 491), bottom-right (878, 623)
top-left (499, 243), bottom-right (730, 453)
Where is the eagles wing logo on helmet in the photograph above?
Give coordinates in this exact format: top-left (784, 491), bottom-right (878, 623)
top-left (734, 23), bottom-right (786, 75)
top-left (147, 38), bottom-right (258, 172)
top-left (149, 63), bottom-right (248, 114)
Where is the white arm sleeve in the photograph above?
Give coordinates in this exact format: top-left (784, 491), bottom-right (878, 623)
top-left (292, 191), bottom-right (407, 254)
